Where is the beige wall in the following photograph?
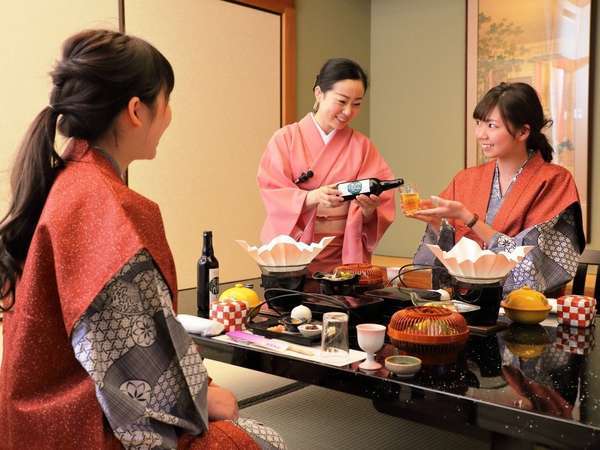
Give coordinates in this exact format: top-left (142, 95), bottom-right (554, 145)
top-left (0, 2), bottom-right (118, 217)
top-left (126, 0), bottom-right (280, 289)
top-left (371, 0), bottom-right (466, 257)
top-left (295, 0), bottom-right (371, 134)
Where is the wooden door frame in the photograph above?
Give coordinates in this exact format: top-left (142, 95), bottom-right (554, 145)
top-left (226, 0), bottom-right (296, 125)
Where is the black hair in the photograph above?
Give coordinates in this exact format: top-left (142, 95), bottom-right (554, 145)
top-left (0, 29), bottom-right (174, 308)
top-left (473, 82), bottom-right (553, 162)
top-left (313, 58), bottom-right (368, 93)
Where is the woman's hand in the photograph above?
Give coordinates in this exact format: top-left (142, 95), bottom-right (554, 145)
top-left (402, 198), bottom-right (441, 229)
top-left (305, 184), bottom-right (343, 209)
top-left (414, 195), bottom-right (473, 225)
top-left (207, 384), bottom-right (239, 421)
top-left (355, 194), bottom-right (381, 219)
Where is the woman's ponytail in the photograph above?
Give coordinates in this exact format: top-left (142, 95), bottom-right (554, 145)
top-left (0, 106), bottom-right (62, 305)
top-left (528, 131), bottom-right (554, 163)
top-left (0, 29), bottom-right (174, 308)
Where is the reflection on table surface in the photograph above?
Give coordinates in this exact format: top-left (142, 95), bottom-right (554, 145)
top-left (178, 285), bottom-right (600, 447)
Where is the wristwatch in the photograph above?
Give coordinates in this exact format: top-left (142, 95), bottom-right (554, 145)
top-left (466, 213), bottom-right (479, 228)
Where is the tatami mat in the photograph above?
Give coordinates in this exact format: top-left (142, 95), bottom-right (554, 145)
top-left (240, 385), bottom-right (489, 450)
top-left (204, 358), bottom-right (297, 401)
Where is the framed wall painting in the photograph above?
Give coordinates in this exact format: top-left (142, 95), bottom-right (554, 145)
top-left (466, 0), bottom-right (593, 238)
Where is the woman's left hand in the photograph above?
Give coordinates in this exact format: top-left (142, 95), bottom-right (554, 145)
top-left (416, 195), bottom-right (473, 224)
top-left (207, 384), bottom-right (239, 421)
top-left (355, 194), bottom-right (381, 219)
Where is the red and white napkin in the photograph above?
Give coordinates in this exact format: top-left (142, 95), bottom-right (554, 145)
top-left (556, 295), bottom-right (597, 328)
top-left (555, 324), bottom-right (595, 355)
top-left (210, 299), bottom-right (247, 332)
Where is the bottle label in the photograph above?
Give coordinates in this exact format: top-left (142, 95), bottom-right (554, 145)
top-left (338, 180), bottom-right (369, 196)
top-left (208, 268), bottom-right (219, 305)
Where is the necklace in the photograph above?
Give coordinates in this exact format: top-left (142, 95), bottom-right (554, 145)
top-left (496, 153), bottom-right (532, 198)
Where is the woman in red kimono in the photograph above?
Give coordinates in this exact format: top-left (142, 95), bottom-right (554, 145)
top-left (258, 58), bottom-right (396, 273)
top-left (0, 30), bottom-right (284, 450)
top-left (411, 82), bottom-right (585, 295)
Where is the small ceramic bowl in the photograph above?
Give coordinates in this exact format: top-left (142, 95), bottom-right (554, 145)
top-left (297, 323), bottom-right (322, 337)
top-left (385, 355), bottom-right (422, 378)
top-left (280, 317), bottom-right (306, 333)
top-left (501, 305), bottom-right (552, 324)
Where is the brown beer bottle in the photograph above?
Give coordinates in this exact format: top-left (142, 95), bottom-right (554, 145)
top-left (197, 231), bottom-right (219, 317)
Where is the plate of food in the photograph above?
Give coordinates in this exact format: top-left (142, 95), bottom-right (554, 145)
top-left (248, 317), bottom-right (321, 346)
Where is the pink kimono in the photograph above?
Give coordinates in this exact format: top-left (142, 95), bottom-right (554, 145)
top-left (258, 113), bottom-right (396, 273)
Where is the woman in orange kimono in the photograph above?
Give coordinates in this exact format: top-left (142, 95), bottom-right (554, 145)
top-left (411, 82), bottom-right (584, 295)
top-left (258, 58), bottom-right (396, 273)
top-left (0, 30), bottom-right (284, 450)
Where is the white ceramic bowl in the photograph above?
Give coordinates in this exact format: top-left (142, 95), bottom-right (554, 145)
top-left (297, 323), bottom-right (322, 337)
top-left (385, 355), bottom-right (422, 378)
top-left (426, 237), bottom-right (534, 280)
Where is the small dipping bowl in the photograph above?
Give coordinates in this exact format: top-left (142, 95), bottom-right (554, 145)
top-left (297, 323), bottom-right (322, 337)
top-left (385, 355), bottom-right (422, 378)
top-left (281, 317), bottom-right (306, 333)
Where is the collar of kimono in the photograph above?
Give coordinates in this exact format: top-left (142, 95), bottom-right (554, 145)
top-left (297, 113), bottom-right (353, 187)
top-left (455, 151), bottom-right (580, 242)
top-left (490, 151), bottom-right (547, 232)
top-left (62, 138), bottom-right (126, 185)
top-left (59, 138), bottom-right (178, 309)
top-left (310, 112), bottom-right (337, 144)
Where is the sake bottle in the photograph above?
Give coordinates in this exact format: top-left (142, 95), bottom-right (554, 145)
top-left (336, 177), bottom-right (404, 201)
top-left (197, 231), bottom-right (219, 317)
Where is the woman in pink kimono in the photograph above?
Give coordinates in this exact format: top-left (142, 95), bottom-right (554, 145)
top-left (258, 58), bottom-right (396, 273)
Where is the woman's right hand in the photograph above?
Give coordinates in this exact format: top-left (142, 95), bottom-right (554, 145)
top-left (305, 184), bottom-right (343, 209)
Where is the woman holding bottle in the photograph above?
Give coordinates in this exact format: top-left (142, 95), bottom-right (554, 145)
top-left (410, 82), bottom-right (584, 295)
top-left (257, 58), bottom-right (397, 273)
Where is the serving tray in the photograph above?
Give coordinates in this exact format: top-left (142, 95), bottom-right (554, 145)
top-left (247, 317), bottom-right (321, 346)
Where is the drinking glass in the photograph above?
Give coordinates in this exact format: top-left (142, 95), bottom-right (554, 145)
top-left (320, 312), bottom-right (349, 361)
top-left (356, 324), bottom-right (386, 370)
top-left (400, 184), bottom-right (420, 215)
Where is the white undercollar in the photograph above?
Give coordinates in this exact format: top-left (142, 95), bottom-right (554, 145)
top-left (311, 113), bottom-right (336, 144)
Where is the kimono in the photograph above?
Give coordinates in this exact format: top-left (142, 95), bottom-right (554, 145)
top-left (0, 140), bottom-right (283, 450)
top-left (258, 113), bottom-right (396, 273)
top-left (414, 151), bottom-right (585, 294)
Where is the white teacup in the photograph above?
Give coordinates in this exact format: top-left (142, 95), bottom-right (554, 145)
top-left (356, 323), bottom-right (386, 370)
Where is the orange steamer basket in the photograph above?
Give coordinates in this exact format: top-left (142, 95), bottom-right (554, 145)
top-left (334, 263), bottom-right (386, 288)
top-left (387, 306), bottom-right (470, 364)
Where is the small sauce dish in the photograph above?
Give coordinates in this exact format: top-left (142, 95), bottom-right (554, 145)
top-left (280, 317), bottom-right (306, 333)
top-left (385, 355), bottom-right (422, 378)
top-left (297, 323), bottom-right (322, 337)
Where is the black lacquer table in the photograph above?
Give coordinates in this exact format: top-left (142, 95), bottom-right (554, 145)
top-left (178, 283), bottom-right (600, 449)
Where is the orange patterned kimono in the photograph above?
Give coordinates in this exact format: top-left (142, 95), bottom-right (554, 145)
top-left (0, 140), bottom-right (258, 450)
top-left (415, 151), bottom-right (585, 294)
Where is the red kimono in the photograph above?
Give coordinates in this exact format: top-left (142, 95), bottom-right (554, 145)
top-left (440, 152), bottom-right (583, 247)
top-left (0, 140), bottom-right (258, 449)
top-left (414, 151), bottom-right (585, 294)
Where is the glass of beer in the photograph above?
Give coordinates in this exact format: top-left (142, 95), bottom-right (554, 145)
top-left (400, 184), bottom-right (420, 215)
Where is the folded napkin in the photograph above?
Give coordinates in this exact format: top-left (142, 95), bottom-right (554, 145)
top-left (177, 314), bottom-right (225, 336)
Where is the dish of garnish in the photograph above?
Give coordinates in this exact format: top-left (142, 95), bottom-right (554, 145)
top-left (298, 323), bottom-right (322, 337)
top-left (324, 271), bottom-right (355, 281)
